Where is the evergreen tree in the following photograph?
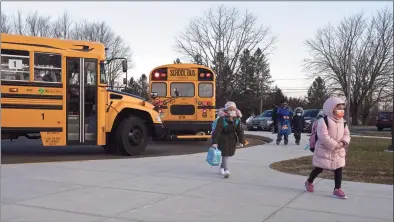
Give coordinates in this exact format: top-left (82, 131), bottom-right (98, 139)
top-left (306, 76), bottom-right (329, 108)
top-left (253, 48), bottom-right (272, 100)
top-left (272, 86), bottom-right (286, 105)
top-left (238, 49), bottom-right (255, 94)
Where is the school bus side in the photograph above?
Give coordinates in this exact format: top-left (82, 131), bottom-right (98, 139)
top-left (149, 64), bottom-right (216, 140)
top-left (1, 33), bottom-right (165, 155)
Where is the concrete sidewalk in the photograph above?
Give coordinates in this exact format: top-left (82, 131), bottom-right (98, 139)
top-left (1, 132), bottom-right (393, 222)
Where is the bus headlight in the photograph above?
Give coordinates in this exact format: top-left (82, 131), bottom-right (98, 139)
top-left (155, 115), bottom-right (162, 123)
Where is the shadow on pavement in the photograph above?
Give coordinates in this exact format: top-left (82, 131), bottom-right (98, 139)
top-left (1, 135), bottom-right (271, 165)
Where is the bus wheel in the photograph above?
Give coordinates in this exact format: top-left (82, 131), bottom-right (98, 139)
top-left (116, 116), bottom-right (148, 156)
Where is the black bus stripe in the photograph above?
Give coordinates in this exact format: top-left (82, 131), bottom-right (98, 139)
top-left (2, 93), bottom-right (63, 100)
top-left (1, 81), bottom-right (63, 88)
top-left (2, 41), bottom-right (63, 50)
top-left (2, 127), bottom-right (63, 132)
top-left (1, 104), bottom-right (63, 110)
top-left (197, 106), bottom-right (215, 109)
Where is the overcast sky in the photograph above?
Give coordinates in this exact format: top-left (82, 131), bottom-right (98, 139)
top-left (2, 1), bottom-right (392, 97)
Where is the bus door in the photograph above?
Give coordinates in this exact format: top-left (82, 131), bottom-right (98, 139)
top-left (66, 57), bottom-right (98, 145)
top-left (168, 81), bottom-right (197, 121)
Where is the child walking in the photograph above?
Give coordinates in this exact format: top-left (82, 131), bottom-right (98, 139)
top-left (292, 107), bottom-right (305, 145)
top-left (212, 101), bottom-right (246, 178)
top-left (304, 97), bottom-right (351, 199)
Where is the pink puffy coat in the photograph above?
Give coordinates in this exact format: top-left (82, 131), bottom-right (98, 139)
top-left (312, 97), bottom-right (351, 170)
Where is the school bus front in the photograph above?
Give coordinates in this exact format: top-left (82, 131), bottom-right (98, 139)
top-left (149, 64), bottom-right (216, 140)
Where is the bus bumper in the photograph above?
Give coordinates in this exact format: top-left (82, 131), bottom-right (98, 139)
top-left (153, 123), bottom-right (167, 138)
top-left (170, 135), bottom-right (211, 139)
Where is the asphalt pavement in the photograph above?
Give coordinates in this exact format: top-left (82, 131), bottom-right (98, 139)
top-left (1, 135), bottom-right (268, 164)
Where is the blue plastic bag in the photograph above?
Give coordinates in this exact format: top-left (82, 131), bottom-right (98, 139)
top-left (280, 119), bottom-right (292, 136)
top-left (206, 147), bottom-right (221, 166)
top-left (304, 142), bottom-right (310, 150)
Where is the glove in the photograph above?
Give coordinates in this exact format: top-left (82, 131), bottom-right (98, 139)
top-left (239, 143), bottom-right (244, 147)
top-left (212, 144), bottom-right (218, 148)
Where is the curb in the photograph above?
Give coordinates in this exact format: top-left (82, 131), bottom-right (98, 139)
top-left (244, 134), bottom-right (274, 143)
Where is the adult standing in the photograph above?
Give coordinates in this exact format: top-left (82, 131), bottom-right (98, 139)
top-left (276, 100), bottom-right (293, 145)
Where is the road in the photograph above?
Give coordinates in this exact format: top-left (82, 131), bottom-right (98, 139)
top-left (1, 135), bottom-right (267, 165)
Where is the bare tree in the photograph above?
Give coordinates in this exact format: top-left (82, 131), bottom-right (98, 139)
top-left (175, 5), bottom-right (276, 102)
top-left (105, 36), bottom-right (133, 88)
top-left (12, 10), bottom-right (25, 35)
top-left (1, 13), bottom-right (12, 33)
top-left (25, 11), bottom-right (51, 37)
top-left (304, 7), bottom-right (393, 125)
top-left (51, 11), bottom-right (73, 39)
top-left (70, 19), bottom-right (132, 88)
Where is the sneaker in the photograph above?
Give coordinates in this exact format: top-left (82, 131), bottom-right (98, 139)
top-left (332, 189), bottom-right (347, 199)
top-left (276, 141), bottom-right (280, 145)
top-left (219, 168), bottom-right (225, 175)
top-left (224, 170), bottom-right (231, 178)
top-left (305, 181), bottom-right (314, 192)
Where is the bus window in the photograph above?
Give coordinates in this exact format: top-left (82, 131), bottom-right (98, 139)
top-left (34, 52), bottom-right (61, 82)
top-left (151, 82), bottom-right (167, 97)
top-left (67, 59), bottom-right (80, 85)
top-left (1, 49), bottom-right (30, 81)
top-left (198, 83), bottom-right (213, 98)
top-left (85, 59), bottom-right (97, 86)
top-left (171, 82), bottom-right (194, 97)
top-left (100, 61), bottom-right (107, 84)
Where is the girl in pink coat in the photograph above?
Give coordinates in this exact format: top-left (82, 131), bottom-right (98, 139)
top-left (304, 97), bottom-right (351, 199)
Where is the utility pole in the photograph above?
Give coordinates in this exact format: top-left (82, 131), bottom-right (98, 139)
top-left (260, 97), bottom-right (263, 114)
top-left (346, 54), bottom-right (352, 128)
top-left (388, 115), bottom-right (393, 152)
top-left (388, 83), bottom-right (394, 152)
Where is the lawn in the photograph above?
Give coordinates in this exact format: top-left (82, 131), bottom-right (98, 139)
top-left (270, 137), bottom-right (393, 185)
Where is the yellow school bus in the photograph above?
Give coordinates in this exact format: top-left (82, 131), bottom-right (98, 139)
top-left (1, 33), bottom-right (165, 155)
top-left (149, 63), bottom-right (216, 140)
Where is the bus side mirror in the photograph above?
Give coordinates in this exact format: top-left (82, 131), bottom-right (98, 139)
top-left (150, 92), bottom-right (158, 99)
top-left (174, 88), bottom-right (179, 97)
top-left (123, 78), bottom-right (127, 85)
top-left (122, 60), bottom-right (127, 72)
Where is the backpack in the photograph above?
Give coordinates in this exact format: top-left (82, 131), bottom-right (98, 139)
top-left (309, 116), bottom-right (347, 153)
top-left (211, 117), bottom-right (240, 139)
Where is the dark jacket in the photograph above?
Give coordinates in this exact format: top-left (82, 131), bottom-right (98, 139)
top-left (211, 117), bottom-right (245, 157)
top-left (292, 115), bottom-right (305, 131)
top-left (272, 107), bottom-right (277, 123)
top-left (276, 106), bottom-right (293, 123)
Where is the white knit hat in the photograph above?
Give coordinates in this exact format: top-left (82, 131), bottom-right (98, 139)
top-left (225, 101), bottom-right (236, 110)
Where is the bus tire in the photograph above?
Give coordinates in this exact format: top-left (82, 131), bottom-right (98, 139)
top-left (116, 116), bottom-right (148, 156)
